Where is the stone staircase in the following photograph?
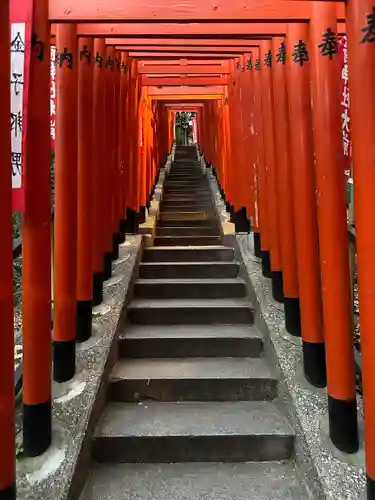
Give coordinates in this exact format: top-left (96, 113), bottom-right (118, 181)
top-left (81, 146), bottom-right (310, 499)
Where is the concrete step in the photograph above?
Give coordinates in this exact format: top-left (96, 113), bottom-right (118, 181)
top-left (92, 401), bottom-right (294, 463)
top-left (156, 226), bottom-right (219, 237)
top-left (128, 298), bottom-right (254, 325)
top-left (80, 462), bottom-right (310, 500)
top-left (134, 278), bottom-right (246, 299)
top-left (142, 246), bottom-right (234, 262)
top-left (139, 261), bottom-right (239, 279)
top-left (108, 357), bottom-right (277, 402)
top-left (119, 324), bottom-right (264, 358)
top-left (154, 235), bottom-right (221, 246)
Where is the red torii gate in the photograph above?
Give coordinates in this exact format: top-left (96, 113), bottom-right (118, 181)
top-left (1, 0), bottom-right (375, 498)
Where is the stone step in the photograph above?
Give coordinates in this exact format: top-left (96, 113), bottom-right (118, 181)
top-left (157, 218), bottom-right (216, 227)
top-left (108, 357), bottom-right (277, 402)
top-left (162, 197), bottom-right (212, 203)
top-left (156, 226), bottom-right (219, 237)
top-left (119, 324), bottom-right (264, 358)
top-left (92, 401), bottom-right (294, 463)
top-left (163, 191), bottom-right (208, 196)
top-left (134, 278), bottom-right (246, 299)
top-left (166, 175), bottom-right (203, 180)
top-left (154, 235), bottom-right (222, 246)
top-left (160, 206), bottom-right (215, 213)
top-left (138, 261), bottom-right (239, 279)
top-left (128, 298), bottom-right (254, 325)
top-left (80, 462), bottom-right (310, 500)
top-left (159, 210), bottom-right (214, 219)
top-left (142, 246), bottom-right (234, 262)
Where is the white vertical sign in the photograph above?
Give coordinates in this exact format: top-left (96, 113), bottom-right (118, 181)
top-left (50, 45), bottom-right (56, 143)
top-left (10, 23), bottom-right (26, 189)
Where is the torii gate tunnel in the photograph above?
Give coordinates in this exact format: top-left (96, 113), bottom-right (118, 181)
top-left (1, 0), bottom-right (375, 498)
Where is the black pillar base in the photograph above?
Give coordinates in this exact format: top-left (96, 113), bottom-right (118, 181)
top-left (302, 340), bottom-right (327, 388)
top-left (234, 207), bottom-right (250, 233)
top-left (253, 232), bottom-right (262, 258)
top-left (328, 395), bottom-right (359, 454)
top-left (111, 232), bottom-right (120, 261)
top-left (76, 300), bottom-right (92, 343)
top-left (103, 252), bottom-right (112, 281)
top-left (118, 219), bottom-right (126, 244)
top-left (284, 297), bottom-right (301, 337)
top-left (23, 400), bottom-right (52, 457)
top-left (92, 272), bottom-right (103, 307)
top-left (138, 205), bottom-right (146, 225)
top-left (271, 271), bottom-right (284, 303)
top-left (367, 476), bottom-right (375, 500)
top-left (126, 208), bottom-right (136, 234)
top-left (0, 484), bottom-right (16, 499)
top-left (261, 250), bottom-right (272, 278)
top-left (53, 339), bottom-right (75, 383)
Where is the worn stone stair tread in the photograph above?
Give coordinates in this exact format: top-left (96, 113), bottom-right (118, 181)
top-left (122, 324), bottom-right (262, 341)
top-left (129, 297), bottom-right (252, 310)
top-left (95, 401), bottom-right (293, 438)
top-left (140, 261), bottom-right (237, 267)
top-left (135, 277), bottom-right (245, 285)
top-left (145, 245), bottom-right (231, 251)
top-left (81, 462), bottom-right (310, 500)
top-left (111, 357), bottom-right (275, 381)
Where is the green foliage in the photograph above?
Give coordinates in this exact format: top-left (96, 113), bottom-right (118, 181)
top-left (176, 111), bottom-right (195, 126)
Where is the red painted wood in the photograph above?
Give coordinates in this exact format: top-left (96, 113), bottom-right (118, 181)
top-left (48, 0), bottom-right (345, 22)
top-left (51, 22), bottom-right (346, 37)
top-left (142, 76), bottom-right (228, 86)
top-left (138, 64), bottom-right (230, 75)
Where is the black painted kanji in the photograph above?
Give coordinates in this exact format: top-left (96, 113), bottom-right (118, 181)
top-left (56, 47), bottom-right (73, 69)
top-left (318, 28), bottom-right (338, 59)
top-left (80, 45), bottom-right (91, 62)
top-left (10, 32), bottom-right (25, 53)
top-left (292, 40), bottom-right (309, 66)
top-left (32, 33), bottom-right (45, 61)
top-left (95, 52), bottom-right (103, 68)
top-left (264, 49), bottom-right (272, 67)
top-left (361, 6), bottom-right (375, 43)
top-left (276, 42), bottom-right (286, 64)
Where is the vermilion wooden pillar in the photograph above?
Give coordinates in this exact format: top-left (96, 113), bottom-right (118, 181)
top-left (260, 40), bottom-right (283, 301)
top-left (126, 60), bottom-right (139, 232)
top-left (243, 52), bottom-right (256, 233)
top-left (271, 37), bottom-right (301, 336)
top-left (92, 38), bottom-right (106, 305)
top-left (111, 50), bottom-right (122, 253)
top-left (0, 1), bottom-right (15, 496)
top-left (286, 23), bottom-right (326, 388)
top-left (252, 47), bottom-right (269, 262)
top-left (54, 23), bottom-right (78, 382)
top-left (103, 45), bottom-right (115, 274)
top-left (118, 52), bottom-right (128, 241)
top-left (311, 2), bottom-right (358, 454)
top-left (77, 37), bottom-right (94, 342)
top-left (346, 0), bottom-right (375, 490)
top-left (22, 0), bottom-right (52, 456)
top-left (138, 89), bottom-right (147, 224)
